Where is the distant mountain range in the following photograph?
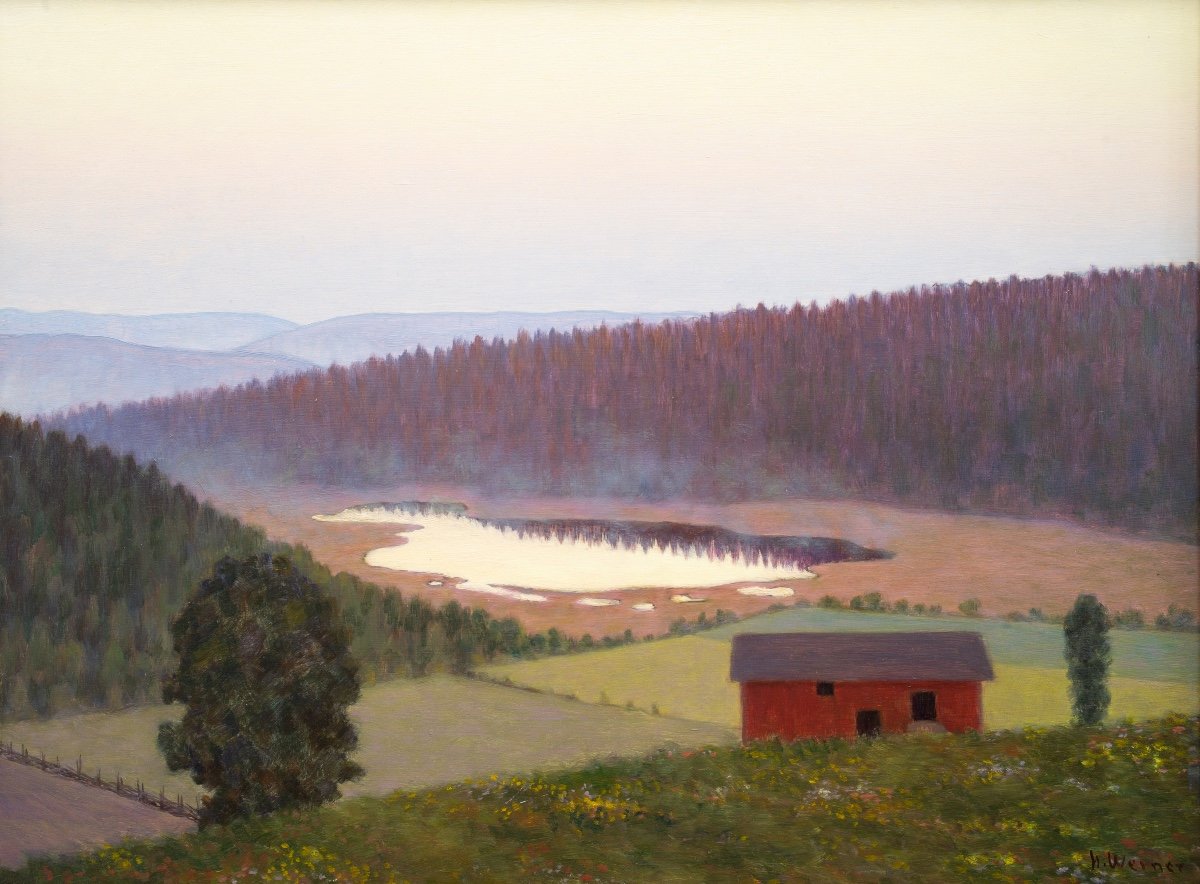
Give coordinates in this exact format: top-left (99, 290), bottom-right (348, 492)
top-left (0, 308), bottom-right (698, 416)
top-left (0, 309), bottom-right (297, 351)
top-left (0, 335), bottom-right (314, 416)
top-left (239, 311), bottom-right (697, 366)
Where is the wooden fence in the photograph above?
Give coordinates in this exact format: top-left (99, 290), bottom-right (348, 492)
top-left (1, 740), bottom-right (201, 822)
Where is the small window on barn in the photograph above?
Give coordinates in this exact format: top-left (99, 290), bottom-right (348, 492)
top-left (816, 682), bottom-right (835, 696)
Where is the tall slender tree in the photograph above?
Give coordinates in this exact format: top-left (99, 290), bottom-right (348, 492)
top-left (1063, 594), bottom-right (1112, 725)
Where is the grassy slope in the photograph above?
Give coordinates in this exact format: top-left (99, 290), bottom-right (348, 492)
top-left (484, 609), bottom-right (1199, 730)
top-left (0, 676), bottom-right (735, 809)
top-left (13, 715), bottom-right (1198, 882)
top-left (0, 759), bottom-right (193, 872)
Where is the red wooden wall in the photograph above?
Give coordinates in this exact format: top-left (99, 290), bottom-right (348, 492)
top-left (740, 679), bottom-right (983, 742)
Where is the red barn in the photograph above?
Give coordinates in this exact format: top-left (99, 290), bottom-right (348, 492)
top-left (730, 631), bottom-right (994, 741)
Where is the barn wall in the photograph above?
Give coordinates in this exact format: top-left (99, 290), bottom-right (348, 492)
top-left (740, 680), bottom-right (982, 741)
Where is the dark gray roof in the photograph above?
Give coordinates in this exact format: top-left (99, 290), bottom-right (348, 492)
top-left (729, 631), bottom-right (995, 683)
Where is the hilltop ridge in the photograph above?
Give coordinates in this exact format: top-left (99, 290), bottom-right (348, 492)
top-left (56, 264), bottom-right (1199, 536)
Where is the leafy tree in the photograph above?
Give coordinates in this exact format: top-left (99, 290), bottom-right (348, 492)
top-left (437, 599), bottom-right (474, 674)
top-left (1063, 594), bottom-right (1111, 725)
top-left (157, 554), bottom-right (363, 826)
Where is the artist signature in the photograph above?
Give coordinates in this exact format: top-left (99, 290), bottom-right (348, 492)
top-left (1088, 850), bottom-right (1190, 874)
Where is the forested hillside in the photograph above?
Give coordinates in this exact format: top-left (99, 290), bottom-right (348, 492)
top-left (60, 265), bottom-right (1198, 535)
top-left (0, 416), bottom-right (567, 721)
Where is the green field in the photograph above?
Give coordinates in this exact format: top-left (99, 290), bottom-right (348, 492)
top-left (16, 715), bottom-right (1199, 882)
top-left (0, 675), bottom-right (735, 809)
top-left (485, 608), bottom-right (1199, 730)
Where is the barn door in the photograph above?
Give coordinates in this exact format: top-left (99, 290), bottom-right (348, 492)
top-left (855, 710), bottom-right (882, 737)
top-left (911, 691), bottom-right (937, 721)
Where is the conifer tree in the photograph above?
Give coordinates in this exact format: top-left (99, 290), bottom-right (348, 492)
top-left (1063, 593), bottom-right (1111, 725)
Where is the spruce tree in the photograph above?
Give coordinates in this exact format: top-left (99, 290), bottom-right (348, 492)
top-left (158, 554), bottom-right (363, 826)
top-left (1063, 593), bottom-right (1111, 725)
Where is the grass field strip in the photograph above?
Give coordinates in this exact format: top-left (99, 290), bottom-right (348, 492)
top-left (0, 740), bottom-right (199, 820)
top-left (485, 609), bottom-right (1199, 730)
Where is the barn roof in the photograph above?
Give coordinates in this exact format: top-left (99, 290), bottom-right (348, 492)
top-left (729, 631), bottom-right (995, 683)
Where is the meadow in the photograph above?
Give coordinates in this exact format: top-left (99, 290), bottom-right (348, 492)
top-left (13, 714), bottom-right (1198, 882)
top-left (484, 608), bottom-right (1199, 730)
top-left (0, 676), bottom-right (735, 816)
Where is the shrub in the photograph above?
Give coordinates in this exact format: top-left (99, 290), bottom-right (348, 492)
top-left (1111, 608), bottom-right (1145, 630)
top-left (958, 598), bottom-right (982, 617)
top-left (1155, 605), bottom-right (1197, 631)
top-left (850, 592), bottom-right (886, 612)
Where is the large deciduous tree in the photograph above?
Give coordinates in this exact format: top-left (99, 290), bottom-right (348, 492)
top-left (1063, 593), bottom-right (1111, 726)
top-left (157, 553), bottom-right (363, 826)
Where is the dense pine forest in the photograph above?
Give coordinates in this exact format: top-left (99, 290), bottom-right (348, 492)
top-left (0, 416), bottom-right (574, 721)
top-left (58, 265), bottom-right (1197, 536)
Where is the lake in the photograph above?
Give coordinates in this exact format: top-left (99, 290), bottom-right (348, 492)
top-left (314, 502), bottom-right (886, 598)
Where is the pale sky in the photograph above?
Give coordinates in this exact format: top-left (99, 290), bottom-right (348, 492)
top-left (1, 0), bottom-right (1196, 323)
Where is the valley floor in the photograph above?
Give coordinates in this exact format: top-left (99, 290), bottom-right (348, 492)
top-left (0, 675), bottom-right (736, 845)
top-left (206, 482), bottom-right (1200, 639)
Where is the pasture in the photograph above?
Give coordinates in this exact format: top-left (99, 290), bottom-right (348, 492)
top-left (484, 608), bottom-right (1199, 730)
top-left (0, 675), bottom-right (736, 812)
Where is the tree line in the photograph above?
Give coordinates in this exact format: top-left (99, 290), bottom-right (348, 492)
top-left (0, 415), bottom-right (603, 721)
top-left (58, 264), bottom-right (1198, 536)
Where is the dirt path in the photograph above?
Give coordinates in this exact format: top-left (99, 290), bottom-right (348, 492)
top-left (0, 758), bottom-right (194, 870)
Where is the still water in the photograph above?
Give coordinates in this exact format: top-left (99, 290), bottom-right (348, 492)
top-left (314, 503), bottom-right (828, 593)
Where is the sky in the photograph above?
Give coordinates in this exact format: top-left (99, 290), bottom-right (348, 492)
top-left (0, 0), bottom-right (1196, 323)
